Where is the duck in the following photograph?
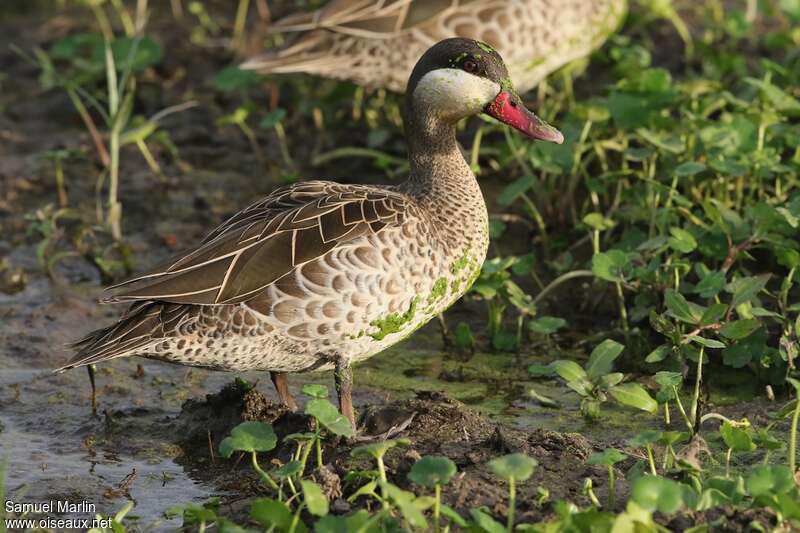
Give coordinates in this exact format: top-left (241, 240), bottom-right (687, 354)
top-left (57, 38), bottom-right (564, 430)
top-left (241, 0), bottom-right (627, 94)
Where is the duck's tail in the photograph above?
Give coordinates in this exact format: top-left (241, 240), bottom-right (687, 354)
top-left (240, 33), bottom-right (341, 76)
top-left (55, 302), bottom-right (166, 372)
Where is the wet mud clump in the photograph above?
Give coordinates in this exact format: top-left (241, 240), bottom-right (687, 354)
top-left (175, 386), bottom-right (612, 525)
top-left (175, 378), bottom-right (294, 457)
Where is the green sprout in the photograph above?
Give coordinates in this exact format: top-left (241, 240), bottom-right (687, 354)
top-left (408, 456), bottom-right (457, 533)
top-left (219, 421), bottom-right (279, 491)
top-left (587, 448), bottom-right (627, 508)
top-left (487, 453), bottom-right (537, 531)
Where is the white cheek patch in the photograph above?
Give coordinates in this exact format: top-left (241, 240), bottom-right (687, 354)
top-left (413, 68), bottom-right (500, 119)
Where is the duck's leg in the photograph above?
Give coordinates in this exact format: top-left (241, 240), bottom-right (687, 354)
top-left (334, 357), bottom-right (355, 430)
top-left (87, 364), bottom-right (97, 415)
top-left (270, 371), bottom-right (298, 411)
top-left (437, 313), bottom-right (453, 348)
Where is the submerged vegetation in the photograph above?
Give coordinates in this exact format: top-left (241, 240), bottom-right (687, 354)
top-left (2, 0), bottom-right (800, 531)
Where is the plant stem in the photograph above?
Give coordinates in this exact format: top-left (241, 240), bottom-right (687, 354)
top-left (108, 124), bottom-right (122, 240)
top-left (233, 0), bottom-right (251, 50)
top-left (376, 455), bottom-right (387, 483)
top-left (298, 434), bottom-right (316, 477)
top-left (689, 347), bottom-right (704, 432)
top-left (520, 192), bottom-right (550, 257)
top-left (434, 484), bottom-right (441, 533)
top-left (54, 159), bottom-right (67, 207)
top-left (288, 506), bottom-right (302, 533)
top-left (615, 281), bottom-right (629, 338)
top-left (136, 139), bottom-right (165, 182)
top-left (607, 466), bottom-right (615, 508)
top-left (506, 477), bottom-right (516, 532)
top-left (646, 445), bottom-right (657, 475)
top-left (672, 386), bottom-right (694, 433)
top-left (531, 270), bottom-right (595, 307)
top-left (110, 0), bottom-right (136, 35)
top-left (376, 455), bottom-right (390, 511)
top-left (790, 397), bottom-right (799, 474)
top-left (274, 122), bottom-right (295, 169)
top-left (315, 436), bottom-right (323, 469)
top-left (251, 451), bottom-right (279, 491)
top-left (238, 122), bottom-right (263, 165)
top-left (725, 447), bottom-right (732, 478)
top-left (103, 39), bottom-right (123, 240)
top-left (65, 87), bottom-right (110, 167)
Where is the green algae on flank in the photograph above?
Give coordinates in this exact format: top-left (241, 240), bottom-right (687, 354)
top-left (427, 278), bottom-right (448, 305)
top-left (450, 251), bottom-right (473, 275)
top-left (450, 278), bottom-right (462, 294)
top-left (369, 296), bottom-right (419, 341)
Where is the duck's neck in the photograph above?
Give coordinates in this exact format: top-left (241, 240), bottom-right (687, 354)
top-left (403, 103), bottom-right (466, 190)
top-left (401, 102), bottom-right (489, 254)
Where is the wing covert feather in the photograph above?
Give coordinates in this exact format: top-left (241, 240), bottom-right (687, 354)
top-left (104, 182), bottom-right (412, 305)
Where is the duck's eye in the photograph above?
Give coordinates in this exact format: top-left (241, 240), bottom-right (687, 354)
top-left (462, 60), bottom-right (478, 73)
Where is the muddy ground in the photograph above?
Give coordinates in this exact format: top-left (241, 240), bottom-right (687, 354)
top-left (0, 3), bottom-right (787, 532)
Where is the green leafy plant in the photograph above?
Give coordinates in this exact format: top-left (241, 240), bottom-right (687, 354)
top-left (538, 339), bottom-right (657, 419)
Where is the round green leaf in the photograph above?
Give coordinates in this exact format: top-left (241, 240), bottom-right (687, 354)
top-left (627, 430), bottom-right (663, 447)
top-left (301, 480), bottom-right (329, 517)
top-left (631, 475), bottom-right (684, 514)
top-left (528, 316), bottom-right (567, 335)
top-left (592, 250), bottom-right (630, 282)
top-left (273, 460), bottom-right (303, 479)
top-left (487, 453), bottom-right (537, 481)
top-left (250, 498), bottom-right (304, 533)
top-left (351, 438), bottom-right (410, 460)
top-left (218, 421), bottom-right (277, 458)
top-left (746, 465), bottom-right (794, 497)
top-left (301, 384), bottom-right (329, 399)
top-left (408, 456), bottom-right (457, 487)
top-left (213, 66), bottom-right (265, 92)
top-left (111, 36), bottom-right (162, 72)
top-left (305, 398), bottom-right (354, 437)
top-left (587, 448), bottom-right (627, 466)
top-left (719, 421), bottom-right (756, 452)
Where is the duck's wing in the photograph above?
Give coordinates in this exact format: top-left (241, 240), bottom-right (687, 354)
top-left (104, 181), bottom-right (411, 305)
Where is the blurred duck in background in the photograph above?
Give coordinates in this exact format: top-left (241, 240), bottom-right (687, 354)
top-left (242, 0), bottom-right (628, 93)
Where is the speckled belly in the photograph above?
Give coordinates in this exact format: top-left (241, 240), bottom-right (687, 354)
top-left (144, 221), bottom-right (486, 373)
